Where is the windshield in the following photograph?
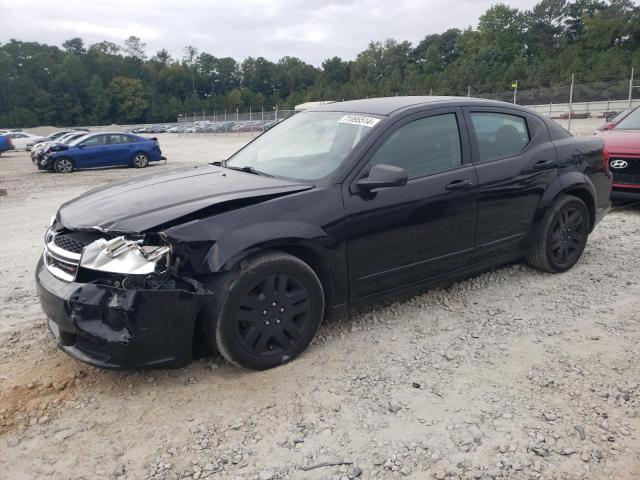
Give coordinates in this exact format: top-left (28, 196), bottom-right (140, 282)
top-left (615, 108), bottom-right (640, 130)
top-left (226, 111), bottom-right (381, 180)
top-left (69, 134), bottom-right (91, 146)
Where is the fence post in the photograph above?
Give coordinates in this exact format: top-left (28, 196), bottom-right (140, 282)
top-left (630, 67), bottom-right (635, 108)
top-left (275, 104), bottom-right (279, 124)
top-left (213, 109), bottom-right (216, 135)
top-left (567, 74), bottom-right (575, 134)
top-left (249, 106), bottom-right (253, 136)
top-left (467, 85), bottom-right (471, 97)
top-left (236, 108), bottom-right (239, 136)
top-left (224, 109), bottom-right (227, 135)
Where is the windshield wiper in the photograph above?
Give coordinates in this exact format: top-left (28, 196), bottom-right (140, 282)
top-left (225, 165), bottom-right (273, 177)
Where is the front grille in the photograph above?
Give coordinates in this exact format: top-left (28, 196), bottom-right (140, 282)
top-left (610, 157), bottom-right (640, 185)
top-left (74, 335), bottom-right (109, 360)
top-left (53, 234), bottom-right (87, 254)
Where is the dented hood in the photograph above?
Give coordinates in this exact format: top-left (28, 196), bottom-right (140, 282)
top-left (58, 165), bottom-right (312, 233)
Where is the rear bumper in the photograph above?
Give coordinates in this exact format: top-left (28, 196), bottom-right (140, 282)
top-left (36, 257), bottom-right (208, 369)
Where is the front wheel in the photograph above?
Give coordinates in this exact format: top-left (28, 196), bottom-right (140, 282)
top-left (527, 195), bottom-right (590, 273)
top-left (132, 152), bottom-right (149, 168)
top-left (54, 157), bottom-right (74, 173)
top-left (207, 252), bottom-right (325, 370)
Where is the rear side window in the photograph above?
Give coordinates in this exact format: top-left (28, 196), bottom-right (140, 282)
top-left (470, 112), bottom-right (530, 163)
top-left (369, 113), bottom-right (462, 179)
top-left (109, 134), bottom-right (133, 144)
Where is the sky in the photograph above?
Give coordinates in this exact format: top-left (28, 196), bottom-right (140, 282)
top-left (0, 0), bottom-right (539, 66)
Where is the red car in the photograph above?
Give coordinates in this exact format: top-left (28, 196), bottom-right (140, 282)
top-left (596, 106), bottom-right (640, 200)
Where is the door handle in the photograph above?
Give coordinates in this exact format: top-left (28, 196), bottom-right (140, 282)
top-left (533, 159), bottom-right (555, 170)
top-left (445, 179), bottom-right (473, 191)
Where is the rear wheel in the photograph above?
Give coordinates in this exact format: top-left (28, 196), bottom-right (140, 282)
top-left (206, 252), bottom-right (324, 370)
top-left (527, 195), bottom-right (590, 273)
top-left (54, 157), bottom-right (74, 173)
top-left (132, 152), bottom-right (149, 168)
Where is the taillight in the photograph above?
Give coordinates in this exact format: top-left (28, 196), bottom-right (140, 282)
top-left (7, 136), bottom-right (12, 146)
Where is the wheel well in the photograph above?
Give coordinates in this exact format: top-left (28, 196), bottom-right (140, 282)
top-left (564, 188), bottom-right (595, 231)
top-left (271, 245), bottom-right (334, 313)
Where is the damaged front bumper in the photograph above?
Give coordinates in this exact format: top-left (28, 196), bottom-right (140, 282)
top-left (36, 256), bottom-right (209, 369)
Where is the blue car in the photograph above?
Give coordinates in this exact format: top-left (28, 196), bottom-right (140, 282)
top-left (38, 132), bottom-right (165, 173)
top-left (0, 134), bottom-right (14, 155)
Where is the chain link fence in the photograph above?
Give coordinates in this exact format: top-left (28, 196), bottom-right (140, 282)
top-left (467, 68), bottom-right (639, 132)
top-left (174, 108), bottom-right (295, 136)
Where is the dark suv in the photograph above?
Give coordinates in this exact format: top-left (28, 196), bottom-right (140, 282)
top-left (36, 97), bottom-right (612, 370)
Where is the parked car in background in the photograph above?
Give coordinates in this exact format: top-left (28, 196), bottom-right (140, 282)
top-left (38, 132), bottom-right (165, 173)
top-left (27, 130), bottom-right (78, 151)
top-left (598, 108), bottom-right (633, 131)
top-left (0, 133), bottom-right (14, 155)
top-left (36, 97), bottom-right (611, 370)
top-left (9, 132), bottom-right (46, 150)
top-left (596, 106), bottom-right (640, 199)
top-left (32, 131), bottom-right (88, 165)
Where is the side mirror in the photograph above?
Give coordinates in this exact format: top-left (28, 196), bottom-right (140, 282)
top-left (356, 164), bottom-right (408, 191)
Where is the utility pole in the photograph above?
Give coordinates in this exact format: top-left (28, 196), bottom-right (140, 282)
top-left (630, 67), bottom-right (635, 108)
top-left (567, 74), bottom-right (575, 134)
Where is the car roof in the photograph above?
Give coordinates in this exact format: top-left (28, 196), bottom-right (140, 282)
top-left (309, 96), bottom-right (528, 116)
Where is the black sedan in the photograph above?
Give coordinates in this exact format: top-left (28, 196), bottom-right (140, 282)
top-left (36, 97), bottom-right (612, 370)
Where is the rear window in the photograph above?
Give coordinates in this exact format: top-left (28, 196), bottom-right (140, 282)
top-left (470, 112), bottom-right (530, 163)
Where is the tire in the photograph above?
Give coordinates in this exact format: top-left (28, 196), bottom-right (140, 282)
top-left (205, 252), bottom-right (325, 370)
top-left (527, 195), bottom-right (590, 273)
top-left (54, 157), bottom-right (74, 173)
top-left (132, 152), bottom-right (149, 168)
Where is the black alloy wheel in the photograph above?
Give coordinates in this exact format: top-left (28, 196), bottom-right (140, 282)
top-left (548, 203), bottom-right (587, 267)
top-left (235, 274), bottom-right (311, 356)
top-left (527, 195), bottom-right (590, 273)
top-left (207, 252), bottom-right (324, 370)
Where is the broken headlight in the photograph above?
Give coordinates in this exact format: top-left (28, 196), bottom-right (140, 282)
top-left (80, 236), bottom-right (171, 275)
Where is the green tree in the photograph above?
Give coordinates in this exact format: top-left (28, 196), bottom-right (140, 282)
top-left (108, 76), bottom-right (148, 122)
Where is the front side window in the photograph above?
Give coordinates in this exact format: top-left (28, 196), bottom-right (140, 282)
top-left (470, 112), bottom-right (530, 162)
top-left (369, 113), bottom-right (462, 179)
top-left (615, 108), bottom-right (640, 130)
top-left (226, 111), bottom-right (380, 181)
top-left (79, 135), bottom-right (107, 147)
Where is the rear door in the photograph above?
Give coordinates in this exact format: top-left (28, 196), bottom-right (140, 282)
top-left (343, 108), bottom-right (478, 300)
top-left (462, 107), bottom-right (558, 263)
top-left (108, 134), bottom-right (134, 165)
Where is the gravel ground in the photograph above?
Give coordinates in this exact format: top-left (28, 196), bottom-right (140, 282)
top-left (1, 125), bottom-right (639, 480)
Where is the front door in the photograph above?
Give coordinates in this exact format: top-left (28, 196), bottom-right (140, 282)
top-left (343, 108), bottom-right (478, 300)
top-left (74, 134), bottom-right (109, 168)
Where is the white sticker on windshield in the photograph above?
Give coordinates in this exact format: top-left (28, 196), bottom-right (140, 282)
top-left (338, 115), bottom-right (380, 128)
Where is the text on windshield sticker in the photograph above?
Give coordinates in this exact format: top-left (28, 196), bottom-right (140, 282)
top-left (338, 115), bottom-right (380, 128)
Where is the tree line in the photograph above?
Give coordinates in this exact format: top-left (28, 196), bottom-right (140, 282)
top-left (1, 0), bottom-right (639, 127)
